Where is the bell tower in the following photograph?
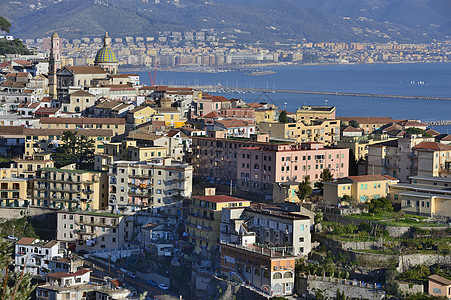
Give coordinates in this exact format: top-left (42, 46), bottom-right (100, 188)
top-left (49, 32), bottom-right (61, 100)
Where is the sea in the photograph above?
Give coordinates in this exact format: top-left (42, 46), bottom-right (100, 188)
top-left (134, 62), bottom-right (451, 133)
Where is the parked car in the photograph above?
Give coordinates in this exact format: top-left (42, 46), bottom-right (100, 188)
top-left (127, 272), bottom-right (136, 279)
top-left (158, 283), bottom-right (169, 290)
top-left (148, 280), bottom-right (157, 286)
top-left (7, 235), bottom-right (18, 241)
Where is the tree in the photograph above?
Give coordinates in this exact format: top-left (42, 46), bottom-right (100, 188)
top-left (405, 127), bottom-right (432, 137)
top-left (0, 16), bottom-right (11, 33)
top-left (297, 175), bottom-right (312, 202)
top-left (51, 131), bottom-right (95, 169)
top-left (315, 168), bottom-right (333, 191)
top-left (349, 119), bottom-right (359, 128)
top-left (0, 240), bottom-right (35, 299)
top-left (278, 110), bottom-right (288, 123)
top-left (368, 197), bottom-right (393, 214)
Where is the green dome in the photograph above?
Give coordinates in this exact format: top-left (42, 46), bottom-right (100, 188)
top-left (95, 46), bottom-right (117, 63)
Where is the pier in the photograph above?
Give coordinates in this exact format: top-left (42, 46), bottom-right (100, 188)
top-left (197, 85), bottom-right (451, 101)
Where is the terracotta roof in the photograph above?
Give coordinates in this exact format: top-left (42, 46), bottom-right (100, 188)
top-left (40, 97), bottom-right (52, 102)
top-left (43, 240), bottom-right (58, 248)
top-left (95, 101), bottom-right (122, 109)
top-left (435, 134), bottom-right (451, 142)
top-left (0, 126), bottom-right (25, 136)
top-left (40, 117), bottom-right (125, 125)
top-left (342, 126), bottom-right (362, 133)
top-left (127, 132), bottom-right (164, 141)
top-left (71, 90), bottom-right (95, 97)
top-left (157, 107), bottom-right (179, 113)
top-left (16, 237), bottom-right (37, 245)
top-left (34, 107), bottom-right (60, 115)
top-left (338, 117), bottom-right (396, 124)
top-left (428, 275), bottom-right (451, 286)
top-left (24, 128), bottom-right (114, 137)
top-left (412, 141), bottom-right (451, 151)
top-left (111, 279), bottom-right (122, 287)
top-left (347, 175), bottom-right (398, 182)
top-left (47, 269), bottom-right (91, 278)
top-left (166, 130), bottom-right (179, 137)
top-left (216, 119), bottom-right (250, 128)
top-left (65, 66), bottom-right (107, 74)
top-left (203, 111), bottom-right (220, 118)
top-left (396, 120), bottom-right (427, 127)
top-left (195, 195), bottom-right (249, 203)
top-left (128, 105), bottom-right (151, 113)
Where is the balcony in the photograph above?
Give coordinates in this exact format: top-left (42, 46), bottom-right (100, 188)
top-left (82, 189), bottom-right (94, 194)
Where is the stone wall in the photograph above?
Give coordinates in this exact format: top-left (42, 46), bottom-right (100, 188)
top-left (296, 275), bottom-right (386, 299)
top-left (0, 207), bottom-right (58, 220)
top-left (398, 282), bottom-right (424, 295)
top-left (397, 253), bottom-right (451, 273)
top-left (385, 226), bottom-right (410, 238)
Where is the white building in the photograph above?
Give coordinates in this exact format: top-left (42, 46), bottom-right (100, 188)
top-left (15, 237), bottom-right (60, 275)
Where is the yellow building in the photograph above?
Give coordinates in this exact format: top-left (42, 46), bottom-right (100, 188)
top-left (11, 158), bottom-right (54, 179)
top-left (33, 168), bottom-right (108, 210)
top-left (254, 108), bottom-right (278, 124)
top-left (337, 135), bottom-right (396, 161)
top-left (61, 90), bottom-right (96, 114)
top-left (0, 178), bottom-right (29, 207)
top-left (186, 193), bottom-right (251, 253)
top-left (154, 107), bottom-right (186, 128)
top-left (126, 106), bottom-right (156, 128)
top-left (259, 119), bottom-right (340, 146)
top-left (23, 128), bottom-right (114, 157)
top-left (389, 176), bottom-right (451, 218)
top-left (272, 182), bottom-right (300, 203)
top-left (323, 175), bottom-right (398, 204)
top-left (295, 105), bottom-right (336, 121)
top-left (40, 117), bottom-right (125, 137)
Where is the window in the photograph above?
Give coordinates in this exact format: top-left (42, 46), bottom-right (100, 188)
top-left (299, 237), bottom-right (304, 242)
top-left (284, 272), bottom-right (293, 278)
top-left (273, 272), bottom-right (282, 279)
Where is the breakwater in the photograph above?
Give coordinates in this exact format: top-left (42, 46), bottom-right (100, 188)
top-left (197, 85), bottom-right (451, 101)
top-left (423, 120), bottom-right (451, 126)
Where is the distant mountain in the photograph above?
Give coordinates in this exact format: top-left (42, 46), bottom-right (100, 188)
top-left (3, 0), bottom-right (448, 42)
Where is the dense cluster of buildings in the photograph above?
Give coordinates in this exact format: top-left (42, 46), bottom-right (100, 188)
top-left (0, 32), bottom-right (450, 299)
top-left (19, 33), bottom-right (451, 68)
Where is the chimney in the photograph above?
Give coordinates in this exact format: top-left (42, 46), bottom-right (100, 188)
top-left (204, 187), bottom-right (216, 196)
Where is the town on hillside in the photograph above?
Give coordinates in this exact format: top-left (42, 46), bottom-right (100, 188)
top-left (0, 32), bottom-right (450, 300)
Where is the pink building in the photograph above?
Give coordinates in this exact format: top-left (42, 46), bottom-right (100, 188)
top-left (189, 133), bottom-right (349, 197)
top-left (236, 142), bottom-right (348, 192)
top-left (218, 107), bottom-right (255, 121)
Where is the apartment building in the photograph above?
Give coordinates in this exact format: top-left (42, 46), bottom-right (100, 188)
top-left (36, 269), bottom-right (92, 300)
top-left (367, 135), bottom-right (451, 182)
top-left (186, 193), bottom-right (251, 253)
top-left (11, 157), bottom-right (54, 179)
top-left (57, 211), bottom-right (133, 251)
top-left (337, 134), bottom-right (396, 161)
top-left (323, 174), bottom-right (398, 205)
top-left (295, 105), bottom-right (336, 121)
top-left (259, 119), bottom-right (340, 146)
top-left (220, 206), bottom-right (312, 256)
top-left (236, 142), bottom-right (349, 196)
top-left (0, 177), bottom-right (28, 207)
top-left (220, 242), bottom-right (296, 297)
top-left (108, 158), bottom-right (193, 213)
top-left (33, 168), bottom-right (108, 210)
top-left (389, 176), bottom-right (451, 218)
top-left (15, 237), bottom-right (60, 275)
top-left (24, 128), bottom-right (114, 156)
top-left (40, 117), bottom-right (126, 137)
top-left (338, 117), bottom-right (396, 133)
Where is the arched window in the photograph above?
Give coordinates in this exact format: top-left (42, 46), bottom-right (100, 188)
top-left (254, 269), bottom-right (260, 276)
top-left (284, 272), bottom-right (293, 278)
top-left (246, 266), bottom-right (251, 273)
top-left (273, 272), bottom-right (282, 279)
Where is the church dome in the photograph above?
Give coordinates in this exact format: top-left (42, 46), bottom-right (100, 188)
top-left (94, 32), bottom-right (117, 63)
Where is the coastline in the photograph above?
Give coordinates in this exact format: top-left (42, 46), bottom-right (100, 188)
top-left (119, 60), bottom-right (450, 74)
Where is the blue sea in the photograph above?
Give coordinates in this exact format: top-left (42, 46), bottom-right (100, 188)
top-left (135, 62), bottom-right (451, 133)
